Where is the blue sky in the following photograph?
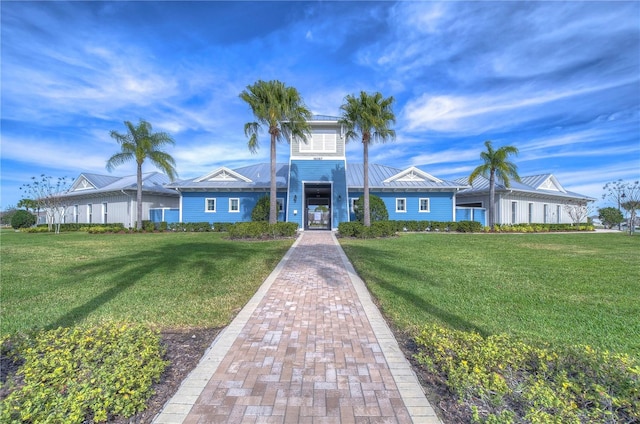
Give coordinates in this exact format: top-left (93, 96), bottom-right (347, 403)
top-left (2, 1), bottom-right (639, 210)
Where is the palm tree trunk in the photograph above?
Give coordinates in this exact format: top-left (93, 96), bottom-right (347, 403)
top-left (269, 134), bottom-right (277, 225)
top-left (363, 140), bottom-right (371, 227)
top-left (489, 170), bottom-right (496, 230)
top-left (136, 162), bottom-right (143, 230)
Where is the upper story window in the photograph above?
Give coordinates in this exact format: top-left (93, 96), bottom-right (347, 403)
top-left (298, 131), bottom-right (337, 153)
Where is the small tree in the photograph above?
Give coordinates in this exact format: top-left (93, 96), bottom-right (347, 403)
top-left (622, 200), bottom-right (640, 235)
top-left (10, 210), bottom-right (36, 229)
top-left (19, 175), bottom-right (72, 234)
top-left (563, 202), bottom-right (592, 226)
top-left (598, 207), bottom-right (624, 229)
top-left (603, 179), bottom-right (640, 235)
top-left (1, 205), bottom-right (17, 226)
top-left (251, 196), bottom-right (271, 222)
top-left (354, 194), bottom-right (388, 223)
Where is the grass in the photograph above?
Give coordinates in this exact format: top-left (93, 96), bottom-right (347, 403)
top-left (1, 230), bottom-right (294, 335)
top-left (339, 232), bottom-right (640, 357)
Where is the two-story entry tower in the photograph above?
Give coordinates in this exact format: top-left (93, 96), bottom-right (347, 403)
top-left (287, 115), bottom-right (348, 230)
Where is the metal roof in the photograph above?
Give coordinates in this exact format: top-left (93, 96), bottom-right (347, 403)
top-left (347, 164), bottom-right (467, 190)
top-left (456, 174), bottom-right (594, 201)
top-left (172, 162), bottom-right (466, 192)
top-left (64, 172), bottom-right (178, 197)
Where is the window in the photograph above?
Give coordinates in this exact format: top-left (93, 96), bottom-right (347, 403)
top-left (276, 198), bottom-right (284, 213)
top-left (511, 201), bottom-right (517, 224)
top-left (87, 204), bottom-right (93, 224)
top-left (557, 205), bottom-right (562, 223)
top-left (298, 131), bottom-right (337, 153)
top-left (528, 203), bottom-right (533, 224)
top-left (350, 198), bottom-right (358, 213)
top-left (205, 198), bottom-right (216, 212)
top-left (229, 198), bottom-right (239, 213)
top-left (396, 198), bottom-right (406, 213)
top-left (102, 202), bottom-right (108, 224)
top-left (419, 198), bottom-right (430, 212)
top-left (74, 205), bottom-right (79, 224)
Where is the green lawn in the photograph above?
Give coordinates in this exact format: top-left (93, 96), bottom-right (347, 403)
top-left (339, 233), bottom-right (640, 357)
top-left (1, 230), bottom-right (294, 335)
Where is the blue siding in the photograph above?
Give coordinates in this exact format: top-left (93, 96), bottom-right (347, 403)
top-left (456, 207), bottom-right (486, 226)
top-left (288, 159), bottom-right (348, 228)
top-left (181, 191), bottom-right (286, 223)
top-left (349, 192), bottom-right (455, 222)
top-left (150, 208), bottom-right (180, 223)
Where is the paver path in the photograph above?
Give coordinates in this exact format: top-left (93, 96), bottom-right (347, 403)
top-left (154, 231), bottom-right (440, 424)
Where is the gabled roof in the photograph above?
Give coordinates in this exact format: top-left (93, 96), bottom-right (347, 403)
top-left (64, 172), bottom-right (178, 197)
top-left (168, 163), bottom-right (289, 190)
top-left (195, 167), bottom-right (252, 183)
top-left (382, 166), bottom-right (443, 184)
top-left (347, 164), bottom-right (467, 191)
top-left (455, 174), bottom-right (593, 201)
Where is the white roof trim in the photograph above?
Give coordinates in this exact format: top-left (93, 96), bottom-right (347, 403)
top-left (71, 175), bottom-right (97, 191)
top-left (194, 167), bottom-right (253, 183)
top-left (537, 175), bottom-right (566, 193)
top-left (383, 166), bottom-right (443, 184)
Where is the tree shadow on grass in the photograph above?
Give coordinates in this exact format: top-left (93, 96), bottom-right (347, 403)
top-left (45, 240), bottom-right (275, 330)
top-left (339, 243), bottom-right (489, 337)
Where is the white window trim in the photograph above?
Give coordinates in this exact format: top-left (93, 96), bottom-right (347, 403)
top-left (276, 198), bottom-right (284, 213)
top-left (419, 198), bottom-right (430, 213)
top-left (205, 198), bottom-right (216, 213)
top-left (396, 198), bottom-right (407, 213)
top-left (87, 204), bottom-right (93, 224)
top-left (229, 198), bottom-right (240, 213)
top-left (102, 202), bottom-right (108, 224)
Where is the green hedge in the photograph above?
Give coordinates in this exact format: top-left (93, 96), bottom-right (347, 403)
top-left (227, 222), bottom-right (298, 239)
top-left (0, 323), bottom-right (167, 423)
top-left (22, 223), bottom-right (127, 233)
top-left (493, 223), bottom-right (595, 232)
top-left (414, 324), bottom-right (639, 423)
top-left (167, 222), bottom-right (213, 232)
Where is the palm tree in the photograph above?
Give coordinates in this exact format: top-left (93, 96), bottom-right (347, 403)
top-left (468, 140), bottom-right (520, 230)
top-left (240, 80), bottom-right (312, 224)
top-left (339, 91), bottom-right (396, 227)
top-left (106, 119), bottom-right (177, 230)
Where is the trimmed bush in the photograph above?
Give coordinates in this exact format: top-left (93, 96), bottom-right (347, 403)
top-left (251, 195), bottom-right (270, 222)
top-left (0, 323), bottom-right (167, 423)
top-left (10, 210), bottom-right (36, 229)
top-left (337, 221), bottom-right (396, 238)
top-left (211, 222), bottom-right (233, 232)
top-left (142, 220), bottom-right (155, 232)
top-left (353, 194), bottom-right (389, 223)
top-left (168, 222), bottom-right (212, 232)
top-left (414, 324), bottom-right (639, 423)
top-left (227, 222), bottom-right (298, 239)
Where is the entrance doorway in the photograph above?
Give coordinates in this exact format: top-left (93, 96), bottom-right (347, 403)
top-left (304, 183), bottom-right (331, 230)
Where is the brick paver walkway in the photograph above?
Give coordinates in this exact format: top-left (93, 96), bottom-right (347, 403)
top-left (154, 231), bottom-right (440, 424)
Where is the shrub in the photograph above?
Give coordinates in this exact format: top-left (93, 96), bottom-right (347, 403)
top-left (168, 222), bottom-right (212, 232)
top-left (142, 220), bottom-right (155, 232)
top-left (353, 194), bottom-right (388, 223)
top-left (456, 221), bottom-right (483, 233)
top-left (251, 195), bottom-right (270, 222)
top-left (211, 222), bottom-right (233, 232)
top-left (10, 210), bottom-right (36, 229)
top-left (227, 222), bottom-right (298, 239)
top-left (337, 221), bottom-right (396, 238)
top-left (0, 323), bottom-right (167, 423)
top-left (413, 323), bottom-right (640, 423)
top-left (158, 221), bottom-right (168, 231)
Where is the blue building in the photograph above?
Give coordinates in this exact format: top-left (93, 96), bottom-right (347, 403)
top-left (168, 116), bottom-right (470, 230)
